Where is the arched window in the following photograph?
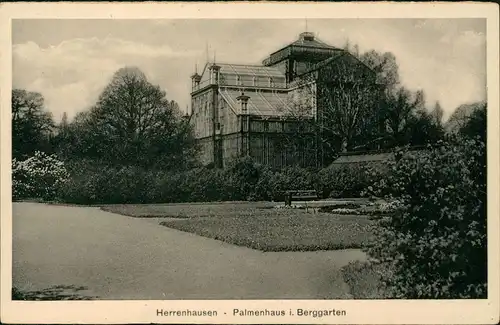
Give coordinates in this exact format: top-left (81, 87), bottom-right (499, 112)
top-left (269, 77), bottom-right (274, 87)
top-left (237, 75), bottom-right (242, 86)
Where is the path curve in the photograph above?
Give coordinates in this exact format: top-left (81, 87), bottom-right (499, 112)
top-left (12, 202), bottom-right (366, 300)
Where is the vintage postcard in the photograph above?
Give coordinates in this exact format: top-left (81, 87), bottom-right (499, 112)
top-left (1, 2), bottom-right (499, 324)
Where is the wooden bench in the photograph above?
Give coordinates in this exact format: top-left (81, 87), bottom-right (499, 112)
top-left (284, 190), bottom-right (318, 206)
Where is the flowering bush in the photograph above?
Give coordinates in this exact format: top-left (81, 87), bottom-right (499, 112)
top-left (329, 208), bottom-right (361, 215)
top-left (12, 151), bottom-right (69, 201)
top-left (273, 204), bottom-right (304, 209)
top-left (374, 200), bottom-right (404, 213)
top-left (364, 139), bottom-right (487, 298)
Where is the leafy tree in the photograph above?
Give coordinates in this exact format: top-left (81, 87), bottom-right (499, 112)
top-left (459, 103), bottom-right (486, 142)
top-left (61, 67), bottom-right (198, 170)
top-left (277, 42), bottom-right (447, 163)
top-left (446, 101), bottom-right (486, 135)
top-left (359, 50), bottom-right (400, 89)
top-left (380, 87), bottom-right (418, 146)
top-left (408, 109), bottom-right (444, 146)
top-left (334, 43), bottom-right (435, 150)
top-left (342, 40), bottom-right (360, 59)
top-left (279, 52), bottom-right (381, 162)
top-left (52, 112), bottom-right (70, 156)
top-left (59, 112), bottom-right (69, 134)
top-left (344, 42), bottom-right (447, 149)
top-left (399, 95), bottom-right (445, 146)
top-left (56, 111), bottom-right (95, 160)
top-left (12, 89), bottom-right (55, 159)
top-left (344, 41), bottom-right (400, 90)
top-left (319, 81), bottom-right (380, 152)
top-left (431, 101), bottom-right (444, 126)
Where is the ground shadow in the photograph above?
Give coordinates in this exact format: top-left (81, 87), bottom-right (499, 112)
top-left (12, 285), bottom-right (97, 300)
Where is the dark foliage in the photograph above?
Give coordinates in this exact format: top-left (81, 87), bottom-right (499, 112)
top-left (52, 67), bottom-right (199, 170)
top-left (12, 89), bottom-right (55, 159)
top-left (57, 157), bottom-right (325, 204)
top-left (459, 104), bottom-right (486, 142)
top-left (365, 138), bottom-right (487, 298)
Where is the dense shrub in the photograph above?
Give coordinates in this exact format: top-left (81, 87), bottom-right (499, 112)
top-left (319, 162), bottom-right (386, 198)
top-left (12, 151), bottom-right (69, 201)
top-left (252, 165), bottom-right (276, 201)
top-left (60, 162), bottom-right (238, 204)
top-left (364, 139), bottom-right (487, 298)
top-left (56, 155), bottom-right (388, 205)
top-left (59, 161), bottom-right (160, 204)
top-left (224, 156), bottom-right (263, 201)
top-left (176, 167), bottom-right (227, 202)
top-left (266, 167), bottom-right (319, 200)
top-left (341, 260), bottom-right (393, 299)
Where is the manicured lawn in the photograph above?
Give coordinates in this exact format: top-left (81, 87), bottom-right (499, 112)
top-left (100, 201), bottom-right (275, 218)
top-left (103, 203), bottom-right (375, 252)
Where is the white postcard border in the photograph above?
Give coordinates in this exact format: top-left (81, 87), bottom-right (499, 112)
top-left (1, 2), bottom-right (499, 324)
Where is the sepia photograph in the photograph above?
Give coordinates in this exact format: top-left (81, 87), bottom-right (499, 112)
top-left (1, 2), bottom-right (499, 324)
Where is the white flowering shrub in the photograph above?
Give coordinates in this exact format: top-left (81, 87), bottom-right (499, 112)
top-left (329, 208), bottom-right (361, 215)
top-left (12, 151), bottom-right (69, 201)
top-left (273, 204), bottom-right (304, 209)
top-left (376, 200), bottom-right (403, 212)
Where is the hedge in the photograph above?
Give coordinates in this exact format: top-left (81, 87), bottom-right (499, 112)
top-left (15, 154), bottom-right (390, 205)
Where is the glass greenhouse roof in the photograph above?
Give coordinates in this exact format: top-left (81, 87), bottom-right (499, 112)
top-left (218, 63), bottom-right (285, 78)
top-left (220, 89), bottom-right (293, 116)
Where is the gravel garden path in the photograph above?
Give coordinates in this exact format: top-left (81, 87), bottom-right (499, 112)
top-left (12, 202), bottom-right (367, 300)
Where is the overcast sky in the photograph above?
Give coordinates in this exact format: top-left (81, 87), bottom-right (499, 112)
top-left (12, 18), bottom-right (486, 121)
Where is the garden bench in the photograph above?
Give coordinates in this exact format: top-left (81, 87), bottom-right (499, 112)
top-left (284, 190), bottom-right (318, 206)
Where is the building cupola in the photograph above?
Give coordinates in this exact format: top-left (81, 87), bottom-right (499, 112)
top-left (299, 31), bottom-right (315, 42)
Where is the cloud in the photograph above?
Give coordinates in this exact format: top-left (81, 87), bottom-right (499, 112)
top-left (398, 26), bottom-right (486, 119)
top-left (12, 19), bottom-right (486, 122)
top-left (13, 37), bottom-right (199, 120)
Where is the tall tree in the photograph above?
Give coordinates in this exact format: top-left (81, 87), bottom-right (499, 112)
top-left (279, 53), bottom-right (381, 160)
top-left (431, 101), bottom-right (444, 127)
top-left (446, 101), bottom-right (486, 135)
top-left (343, 42), bottom-right (417, 149)
top-left (459, 103), bottom-right (486, 142)
top-left (359, 50), bottom-right (400, 89)
top-left (343, 40), bottom-right (400, 89)
top-left (60, 112), bottom-right (69, 132)
top-left (52, 111), bottom-right (72, 157)
top-left (319, 81), bottom-right (380, 152)
top-left (381, 87), bottom-right (419, 146)
top-left (64, 67), bottom-right (198, 169)
top-left (12, 89), bottom-right (55, 158)
top-left (408, 109), bottom-right (443, 146)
